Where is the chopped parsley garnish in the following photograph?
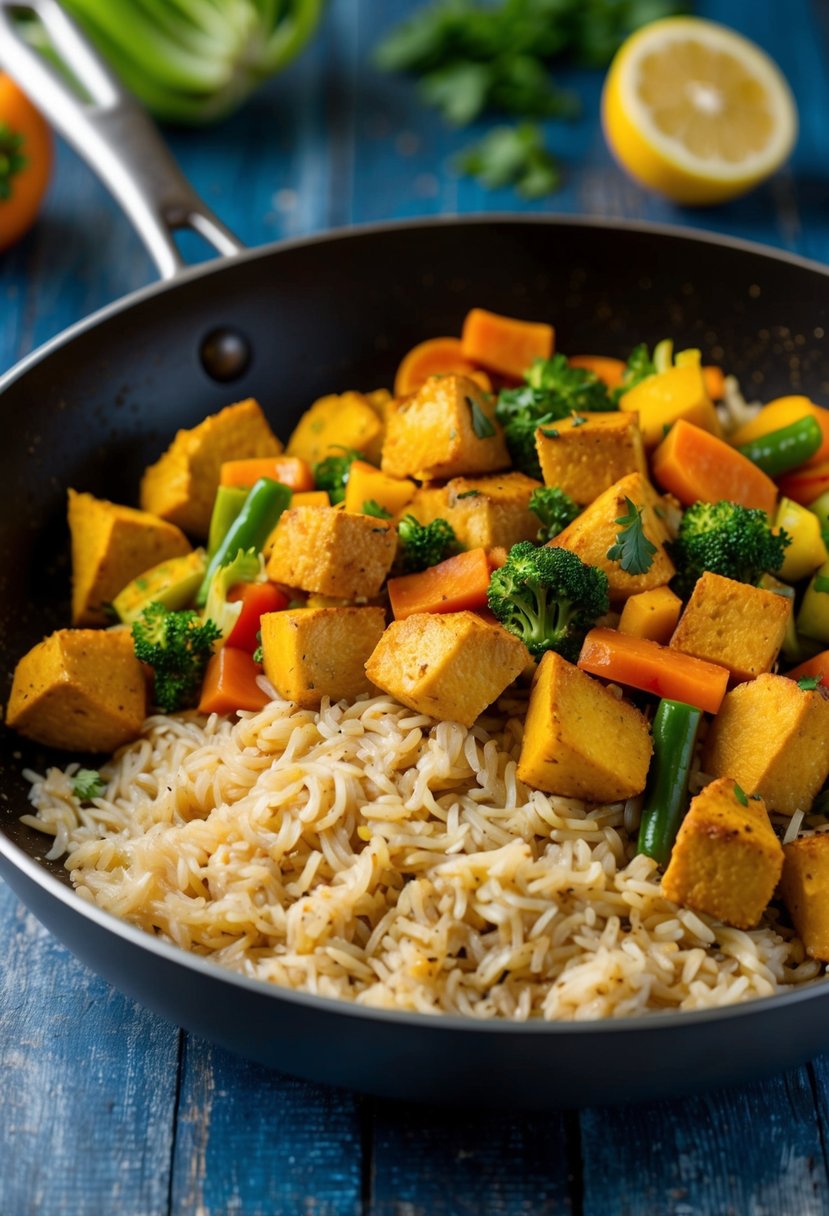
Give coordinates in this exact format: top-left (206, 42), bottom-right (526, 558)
top-left (733, 783), bottom-right (749, 807)
top-left (467, 396), bottom-right (496, 439)
top-left (362, 499), bottom-right (393, 519)
top-left (798, 675), bottom-right (822, 691)
top-left (606, 497), bottom-right (656, 576)
top-left (72, 769), bottom-right (105, 802)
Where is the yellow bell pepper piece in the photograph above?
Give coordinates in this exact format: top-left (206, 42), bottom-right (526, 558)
top-left (776, 497), bottom-right (829, 583)
top-left (731, 397), bottom-right (829, 462)
top-left (618, 586), bottom-right (683, 644)
top-left (343, 460), bottom-right (416, 517)
top-left (291, 490), bottom-right (330, 509)
top-left (619, 362), bottom-right (721, 448)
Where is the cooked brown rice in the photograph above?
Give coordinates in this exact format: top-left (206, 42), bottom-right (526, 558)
top-left (22, 691), bottom-right (821, 1019)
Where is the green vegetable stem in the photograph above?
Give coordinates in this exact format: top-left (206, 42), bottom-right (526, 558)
top-left (207, 486), bottom-right (249, 557)
top-left (197, 477), bottom-right (291, 606)
top-left (637, 699), bottom-right (703, 866)
top-left (737, 416), bottom-right (823, 478)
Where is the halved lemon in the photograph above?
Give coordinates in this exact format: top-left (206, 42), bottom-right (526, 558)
top-left (602, 17), bottom-right (798, 205)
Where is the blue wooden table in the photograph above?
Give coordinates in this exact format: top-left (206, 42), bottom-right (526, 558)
top-left (3, 2), bottom-right (829, 1212)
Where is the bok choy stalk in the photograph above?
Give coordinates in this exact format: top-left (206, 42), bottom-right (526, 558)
top-left (37, 0), bottom-right (324, 123)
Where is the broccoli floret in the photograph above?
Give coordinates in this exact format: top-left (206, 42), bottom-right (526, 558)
top-left (496, 354), bottom-right (616, 476)
top-left (312, 447), bottom-right (362, 503)
top-left (670, 500), bottom-right (791, 599)
top-left (528, 485), bottom-right (581, 542)
top-left (132, 602), bottom-right (222, 713)
top-left (487, 541), bottom-right (609, 660)
top-left (397, 515), bottom-right (457, 573)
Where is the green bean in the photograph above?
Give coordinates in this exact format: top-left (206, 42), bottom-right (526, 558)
top-left (637, 698), bottom-right (703, 866)
top-left (737, 416), bottom-right (822, 478)
top-left (207, 486), bottom-right (248, 557)
top-left (196, 477), bottom-right (291, 606)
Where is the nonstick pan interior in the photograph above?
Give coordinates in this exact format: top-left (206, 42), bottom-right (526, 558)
top-left (2, 217), bottom-right (829, 1106)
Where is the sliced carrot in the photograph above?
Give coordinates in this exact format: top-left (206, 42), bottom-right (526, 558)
top-left (784, 651), bottom-right (829, 687)
top-left (220, 456), bottom-right (314, 492)
top-left (388, 548), bottom-right (492, 620)
top-left (394, 337), bottom-right (481, 397)
top-left (651, 419), bottom-right (778, 514)
top-left (578, 627), bottom-right (729, 715)
top-left (291, 490), bottom-right (330, 508)
top-left (198, 647), bottom-right (270, 715)
top-left (731, 396), bottom-right (829, 466)
top-left (778, 460), bottom-right (829, 506)
top-left (702, 365), bottom-right (726, 400)
top-left (460, 308), bottom-right (554, 380)
top-left (568, 355), bottom-right (625, 389)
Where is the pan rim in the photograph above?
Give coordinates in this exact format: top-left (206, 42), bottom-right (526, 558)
top-left (3, 211), bottom-right (829, 1041)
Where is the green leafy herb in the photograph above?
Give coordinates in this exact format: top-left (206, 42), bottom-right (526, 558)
top-left (570, 414), bottom-right (588, 427)
top-left (362, 499), bottom-right (394, 519)
top-left (253, 631), bottom-right (263, 665)
top-left (541, 427), bottom-right (560, 439)
top-left (613, 342), bottom-right (657, 402)
top-left (72, 769), bottom-right (104, 802)
top-left (798, 675), bottom-right (822, 691)
top-left (733, 783), bottom-right (749, 807)
top-left (0, 122), bottom-right (26, 202)
top-left (467, 395), bottom-right (496, 439)
top-left (456, 489), bottom-right (481, 499)
top-left (455, 123), bottom-right (562, 198)
top-left (606, 497), bottom-right (657, 575)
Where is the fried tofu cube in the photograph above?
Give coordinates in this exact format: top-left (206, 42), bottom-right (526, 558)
top-left (618, 586), bottom-right (683, 644)
top-left (780, 834), bottom-right (829, 961)
top-left (535, 412), bottom-right (648, 505)
top-left (669, 571), bottom-right (791, 682)
top-left (661, 777), bottom-right (783, 930)
top-left (266, 506), bottom-right (396, 599)
top-left (365, 611), bottom-right (528, 727)
top-left (286, 391), bottom-right (386, 465)
top-left (381, 375), bottom-right (508, 481)
top-left (550, 472), bottom-right (675, 601)
top-left (703, 674), bottom-right (829, 816)
top-left (5, 629), bottom-right (146, 753)
top-left (68, 489), bottom-right (191, 626)
top-left (260, 607), bottom-right (386, 708)
top-left (404, 472), bottom-right (541, 549)
top-left (140, 398), bottom-right (282, 538)
top-left (517, 651), bottom-right (652, 802)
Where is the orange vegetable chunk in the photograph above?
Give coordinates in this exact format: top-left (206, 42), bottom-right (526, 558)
top-left (785, 651), bottom-right (829, 688)
top-left (651, 419), bottom-right (778, 514)
top-left (220, 456), bottom-right (314, 491)
top-left (198, 647), bottom-right (270, 716)
top-left (702, 366), bottom-right (726, 400)
top-left (778, 460), bottom-right (829, 506)
top-left (461, 308), bottom-right (554, 379)
top-left (567, 355), bottom-right (625, 389)
top-left (388, 548), bottom-right (492, 620)
top-left (577, 627), bottom-right (729, 714)
top-left (394, 337), bottom-right (482, 397)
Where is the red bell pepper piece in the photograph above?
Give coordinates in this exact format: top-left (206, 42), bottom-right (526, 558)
top-left (226, 582), bottom-right (289, 652)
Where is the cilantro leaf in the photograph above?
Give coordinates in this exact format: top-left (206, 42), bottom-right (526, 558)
top-left (606, 496), bottom-right (657, 575)
top-left (798, 675), bottom-right (822, 691)
top-left (456, 123), bottom-right (562, 198)
top-left (362, 499), bottom-right (394, 519)
top-left (733, 783), bottom-right (749, 807)
top-left (72, 769), bottom-right (105, 802)
top-left (467, 395), bottom-right (496, 438)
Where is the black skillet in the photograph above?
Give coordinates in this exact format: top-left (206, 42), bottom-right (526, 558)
top-left (2, 0), bottom-right (829, 1109)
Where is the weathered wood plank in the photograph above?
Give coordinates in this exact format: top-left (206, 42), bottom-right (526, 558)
top-left (0, 879), bottom-right (180, 1216)
top-left (366, 1101), bottom-right (576, 1216)
top-left (169, 1037), bottom-right (364, 1216)
top-left (579, 1068), bottom-right (829, 1216)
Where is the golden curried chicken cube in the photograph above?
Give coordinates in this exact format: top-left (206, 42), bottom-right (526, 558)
top-left (780, 834), bottom-right (829, 961)
top-left (703, 674), bottom-right (829, 816)
top-left (266, 506), bottom-right (396, 599)
top-left (140, 398), bottom-right (282, 538)
top-left (550, 471), bottom-right (675, 601)
top-left (661, 777), bottom-right (784, 930)
top-left (260, 607), bottom-right (386, 708)
top-left (669, 571), bottom-right (791, 682)
top-left (5, 628), bottom-right (146, 752)
top-left (516, 650), bottom-right (652, 802)
top-left (381, 375), bottom-right (508, 481)
top-left (68, 489), bottom-right (191, 626)
top-left (534, 411), bottom-right (648, 505)
top-left (364, 611), bottom-right (528, 727)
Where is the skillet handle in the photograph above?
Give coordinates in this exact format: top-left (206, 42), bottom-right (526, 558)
top-left (0, 0), bottom-right (245, 280)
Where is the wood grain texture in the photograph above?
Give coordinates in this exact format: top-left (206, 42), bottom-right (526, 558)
top-left (2, 0), bottom-right (829, 1212)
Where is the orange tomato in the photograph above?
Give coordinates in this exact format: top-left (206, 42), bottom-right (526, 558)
top-left (0, 75), bottom-right (52, 252)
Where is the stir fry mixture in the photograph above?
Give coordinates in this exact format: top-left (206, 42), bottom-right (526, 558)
top-left (7, 307), bottom-right (829, 962)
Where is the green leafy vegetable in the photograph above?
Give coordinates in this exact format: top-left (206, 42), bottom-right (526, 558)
top-left (397, 515), bottom-right (457, 573)
top-left (455, 123), bottom-right (561, 197)
top-left (132, 602), bottom-right (221, 713)
top-left (363, 499), bottom-right (394, 519)
top-left (613, 342), bottom-right (656, 401)
top-left (529, 486), bottom-right (581, 542)
top-left (467, 395), bottom-right (496, 439)
top-left (456, 489), bottom-right (481, 499)
top-left (798, 675), bottom-right (822, 691)
top-left (313, 447), bottom-right (363, 504)
top-left (37, 0), bottom-right (324, 124)
top-left (670, 500), bottom-right (791, 599)
top-left (733, 783), bottom-right (749, 807)
top-left (72, 769), bottom-right (104, 802)
top-left (0, 122), bottom-right (26, 202)
top-left (202, 548), bottom-right (263, 641)
top-left (487, 541), bottom-right (609, 660)
top-left (606, 497), bottom-right (657, 575)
